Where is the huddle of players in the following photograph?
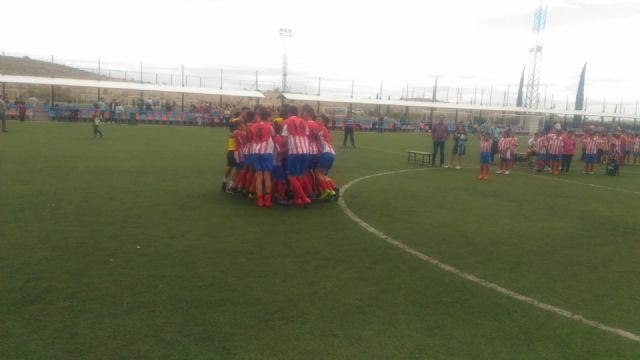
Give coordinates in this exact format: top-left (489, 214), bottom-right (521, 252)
top-left (222, 105), bottom-right (338, 208)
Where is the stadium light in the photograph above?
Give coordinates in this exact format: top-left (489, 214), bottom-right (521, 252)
top-left (279, 28), bottom-right (293, 94)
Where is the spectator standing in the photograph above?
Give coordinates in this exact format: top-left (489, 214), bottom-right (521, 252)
top-left (109, 99), bottom-right (117, 123)
top-left (377, 116), bottom-right (384, 133)
top-left (431, 115), bottom-right (449, 167)
top-left (97, 98), bottom-right (107, 118)
top-left (448, 122), bottom-right (467, 169)
top-left (17, 100), bottom-right (27, 122)
top-left (490, 123), bottom-right (500, 163)
top-left (0, 97), bottom-right (7, 132)
top-left (561, 130), bottom-right (576, 174)
top-left (343, 113), bottom-right (356, 148)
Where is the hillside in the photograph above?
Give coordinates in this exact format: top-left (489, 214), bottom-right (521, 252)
top-left (0, 55), bottom-right (100, 80)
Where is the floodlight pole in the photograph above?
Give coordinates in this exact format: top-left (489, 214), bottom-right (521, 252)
top-left (181, 65), bottom-right (185, 112)
top-left (350, 80), bottom-right (355, 113)
top-left (97, 59), bottom-right (101, 102)
top-left (255, 70), bottom-right (260, 106)
top-left (50, 55), bottom-right (55, 108)
top-left (316, 77), bottom-right (321, 114)
top-left (279, 28), bottom-right (293, 106)
top-left (219, 68), bottom-right (223, 108)
top-left (139, 62), bottom-right (144, 111)
top-left (378, 81), bottom-right (382, 118)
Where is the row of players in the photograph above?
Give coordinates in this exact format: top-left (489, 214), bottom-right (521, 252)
top-left (529, 127), bottom-right (639, 175)
top-left (221, 105), bottom-right (337, 207)
top-left (476, 126), bottom-right (640, 179)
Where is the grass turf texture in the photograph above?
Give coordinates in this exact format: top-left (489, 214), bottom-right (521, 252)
top-left (1, 122), bottom-right (640, 359)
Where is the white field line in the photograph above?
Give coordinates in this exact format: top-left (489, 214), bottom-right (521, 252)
top-left (512, 170), bottom-right (640, 196)
top-left (338, 168), bottom-right (640, 343)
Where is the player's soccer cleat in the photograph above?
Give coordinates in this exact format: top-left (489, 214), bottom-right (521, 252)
top-left (319, 191), bottom-right (331, 200)
top-left (264, 194), bottom-right (272, 208)
top-left (504, 171), bottom-right (510, 175)
top-left (333, 188), bottom-right (340, 200)
top-left (221, 181), bottom-right (227, 192)
top-left (257, 195), bottom-right (264, 208)
top-left (455, 165), bottom-right (461, 169)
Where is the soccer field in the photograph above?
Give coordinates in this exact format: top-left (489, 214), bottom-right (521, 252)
top-left (1, 121), bottom-right (640, 359)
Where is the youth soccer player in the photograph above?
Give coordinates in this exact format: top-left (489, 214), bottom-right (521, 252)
top-left (535, 131), bottom-right (547, 172)
top-left (271, 123), bottom-right (288, 202)
top-left (302, 105), bottom-right (321, 197)
top-left (222, 119), bottom-right (243, 192)
top-left (546, 130), bottom-right (563, 175)
top-left (510, 132), bottom-right (518, 169)
top-left (478, 131), bottom-right (492, 180)
top-left (317, 114), bottom-right (338, 199)
top-left (92, 113), bottom-right (103, 139)
top-left (632, 133), bottom-right (640, 165)
top-left (253, 109), bottom-right (275, 207)
top-left (497, 129), bottom-right (512, 175)
top-left (282, 106), bottom-right (311, 206)
top-left (583, 130), bottom-right (598, 174)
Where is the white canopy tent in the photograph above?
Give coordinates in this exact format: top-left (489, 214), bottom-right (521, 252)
top-left (282, 92), bottom-right (639, 122)
top-left (0, 74), bottom-right (264, 98)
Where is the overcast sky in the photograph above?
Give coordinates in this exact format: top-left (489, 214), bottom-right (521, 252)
top-left (3, 0), bottom-right (640, 110)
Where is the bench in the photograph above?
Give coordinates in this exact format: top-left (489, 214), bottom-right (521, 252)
top-left (407, 150), bottom-right (432, 166)
top-left (516, 152), bottom-right (529, 163)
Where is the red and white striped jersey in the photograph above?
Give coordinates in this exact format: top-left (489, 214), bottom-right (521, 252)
top-left (498, 138), bottom-right (512, 156)
top-left (535, 136), bottom-right (547, 154)
top-left (480, 138), bottom-right (492, 152)
top-left (607, 137), bottom-right (621, 152)
top-left (244, 123), bottom-right (257, 155)
top-left (306, 120), bottom-right (321, 155)
top-left (318, 125), bottom-right (335, 155)
top-left (252, 122), bottom-right (275, 154)
top-left (547, 134), bottom-right (563, 155)
top-left (584, 136), bottom-right (599, 155)
top-left (282, 116), bottom-right (310, 154)
top-left (272, 134), bottom-right (286, 166)
top-left (510, 136), bottom-right (518, 149)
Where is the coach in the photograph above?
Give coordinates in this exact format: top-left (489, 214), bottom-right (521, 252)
top-left (343, 113), bottom-right (356, 148)
top-left (431, 115), bottom-right (449, 167)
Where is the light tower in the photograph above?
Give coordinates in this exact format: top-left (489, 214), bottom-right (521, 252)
top-left (279, 28), bottom-right (293, 93)
top-left (524, 1), bottom-right (547, 109)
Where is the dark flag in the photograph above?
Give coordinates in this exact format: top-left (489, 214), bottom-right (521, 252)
top-left (429, 77), bottom-right (438, 123)
top-left (516, 67), bottom-right (525, 107)
top-left (573, 62), bottom-right (587, 126)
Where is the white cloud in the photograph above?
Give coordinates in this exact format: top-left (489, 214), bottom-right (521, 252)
top-left (1, 0), bottom-right (639, 108)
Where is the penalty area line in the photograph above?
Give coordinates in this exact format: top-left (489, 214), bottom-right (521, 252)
top-left (338, 168), bottom-right (640, 343)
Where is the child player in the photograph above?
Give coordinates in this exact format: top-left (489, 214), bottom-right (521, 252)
top-left (497, 129), bottom-right (512, 175)
top-left (271, 120), bottom-right (288, 203)
top-left (302, 105), bottom-right (320, 198)
top-left (478, 131), bottom-right (492, 180)
top-left (583, 129), bottom-right (598, 174)
top-left (546, 129), bottom-right (563, 175)
top-left (633, 132), bottom-right (640, 165)
top-left (535, 130), bottom-right (547, 172)
top-left (510, 131), bottom-right (518, 169)
top-left (222, 118), bottom-right (242, 192)
top-left (282, 106), bottom-right (311, 207)
top-left (252, 109), bottom-right (275, 207)
top-left (317, 114), bottom-right (338, 200)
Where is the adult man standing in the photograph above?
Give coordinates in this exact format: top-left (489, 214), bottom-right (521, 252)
top-left (431, 115), bottom-right (449, 167)
top-left (0, 97), bottom-right (7, 132)
top-left (343, 112), bottom-right (356, 148)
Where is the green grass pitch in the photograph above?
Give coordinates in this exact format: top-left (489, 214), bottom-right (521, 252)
top-left (1, 121), bottom-right (640, 359)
